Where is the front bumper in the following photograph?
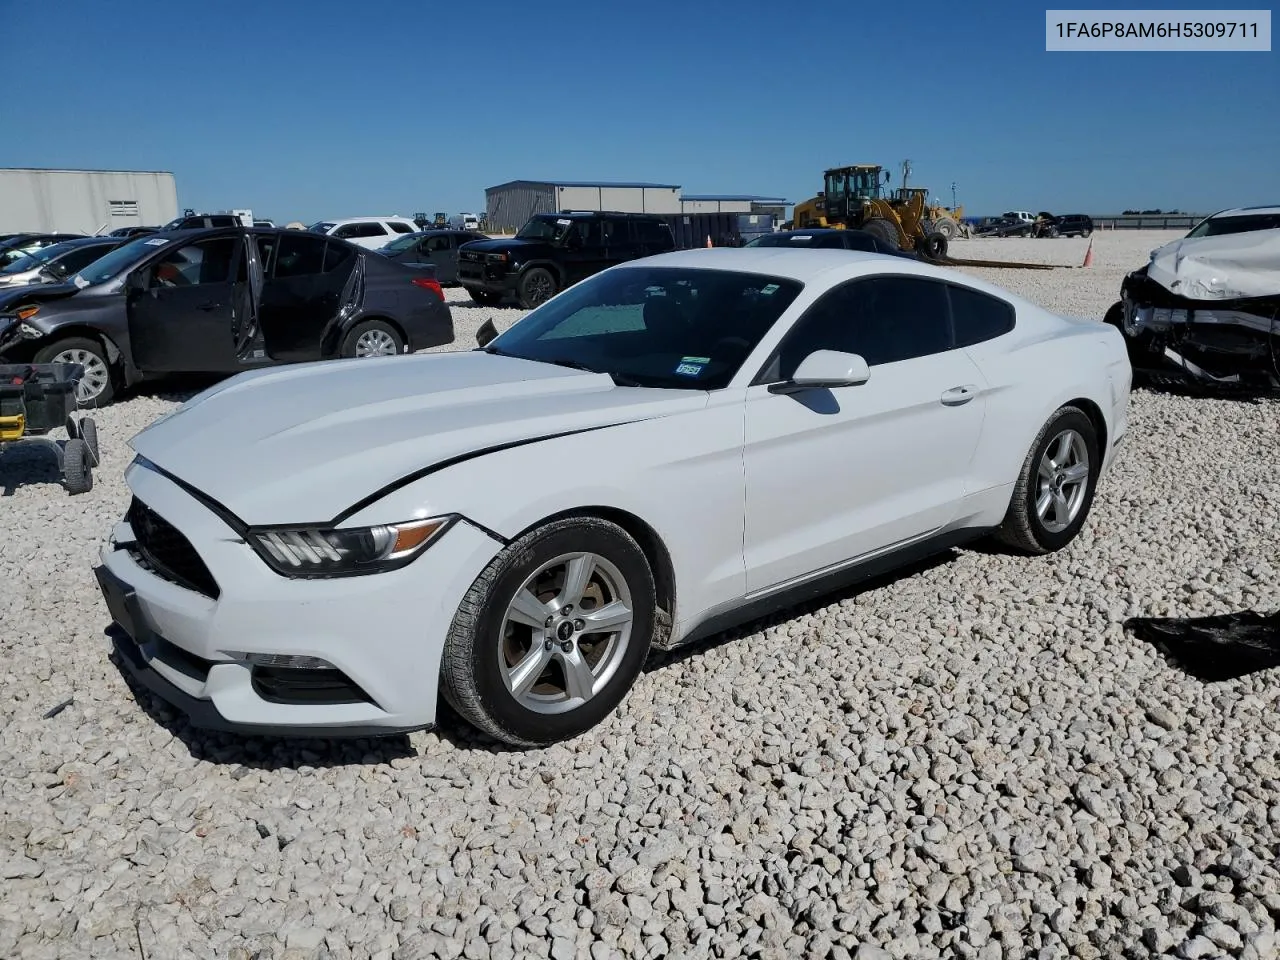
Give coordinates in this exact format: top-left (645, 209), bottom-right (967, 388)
top-left (96, 460), bottom-right (503, 737)
top-left (456, 257), bottom-right (517, 297)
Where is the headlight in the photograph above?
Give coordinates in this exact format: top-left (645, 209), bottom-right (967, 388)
top-left (248, 516), bottom-right (456, 577)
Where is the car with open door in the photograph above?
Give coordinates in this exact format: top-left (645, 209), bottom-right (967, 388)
top-left (0, 226), bottom-right (454, 406)
top-left (93, 247), bottom-right (1131, 747)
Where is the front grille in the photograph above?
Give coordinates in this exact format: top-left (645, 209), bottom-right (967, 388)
top-left (126, 497), bottom-right (220, 599)
top-left (251, 666), bottom-right (376, 706)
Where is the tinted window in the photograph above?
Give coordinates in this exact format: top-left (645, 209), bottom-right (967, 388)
top-left (948, 283), bottom-right (1015, 346)
top-left (273, 233), bottom-right (327, 277)
top-left (631, 220), bottom-right (669, 246)
top-left (424, 235), bottom-right (452, 253)
top-left (1186, 212), bottom-right (1280, 238)
top-left (150, 237), bottom-right (237, 287)
top-left (323, 240), bottom-right (356, 273)
top-left (57, 245), bottom-right (117, 274)
top-left (768, 275), bottom-right (952, 379)
top-left (486, 266), bottom-right (803, 390)
top-left (570, 221), bottom-right (601, 246)
top-left (387, 221), bottom-right (415, 234)
top-left (334, 222), bottom-right (386, 239)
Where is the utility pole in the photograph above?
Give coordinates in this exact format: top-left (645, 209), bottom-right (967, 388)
top-left (951, 182), bottom-right (957, 210)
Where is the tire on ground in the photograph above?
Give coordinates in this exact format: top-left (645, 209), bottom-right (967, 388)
top-left (33, 337), bottom-right (114, 407)
top-left (994, 405), bottom-right (1101, 555)
top-left (441, 516), bottom-right (656, 747)
top-left (63, 438), bottom-right (93, 495)
top-left (518, 268), bottom-right (558, 310)
top-left (340, 319), bottom-right (404, 358)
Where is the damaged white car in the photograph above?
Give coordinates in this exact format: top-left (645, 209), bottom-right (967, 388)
top-left (1106, 215), bottom-right (1280, 393)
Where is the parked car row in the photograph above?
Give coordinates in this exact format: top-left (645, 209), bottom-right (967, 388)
top-left (0, 225), bottom-right (454, 406)
top-left (971, 213), bottom-right (1094, 239)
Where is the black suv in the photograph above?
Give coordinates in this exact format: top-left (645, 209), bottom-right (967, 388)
top-left (1052, 214), bottom-right (1094, 238)
top-left (457, 211), bottom-right (675, 309)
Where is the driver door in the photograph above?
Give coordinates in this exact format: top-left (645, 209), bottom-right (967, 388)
top-left (742, 274), bottom-right (988, 593)
top-left (126, 236), bottom-right (244, 373)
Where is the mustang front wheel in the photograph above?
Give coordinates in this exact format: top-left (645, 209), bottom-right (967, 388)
top-left (441, 517), bottom-right (656, 747)
top-left (994, 405), bottom-right (1100, 554)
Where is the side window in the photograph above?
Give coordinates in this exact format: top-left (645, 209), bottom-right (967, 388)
top-left (425, 235), bottom-right (451, 253)
top-left (322, 240), bottom-right (356, 273)
top-left (571, 221), bottom-right (600, 247)
top-left (273, 233), bottom-right (327, 278)
top-left (149, 237), bottom-right (237, 288)
top-left (601, 220), bottom-right (622, 245)
top-left (387, 221), bottom-right (415, 234)
top-left (255, 236), bottom-right (277, 275)
top-left (766, 276), bottom-right (953, 380)
top-left (948, 283), bottom-right (1015, 347)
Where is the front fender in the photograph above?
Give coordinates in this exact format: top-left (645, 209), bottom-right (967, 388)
top-left (340, 399), bottom-right (749, 630)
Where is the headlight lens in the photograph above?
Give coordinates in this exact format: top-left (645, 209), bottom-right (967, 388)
top-left (248, 516), bottom-right (455, 577)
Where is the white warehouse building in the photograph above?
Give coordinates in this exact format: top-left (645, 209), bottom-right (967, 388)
top-left (0, 167), bottom-right (179, 234)
top-left (484, 180), bottom-right (790, 233)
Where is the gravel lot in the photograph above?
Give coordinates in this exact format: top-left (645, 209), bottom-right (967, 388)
top-left (2, 230), bottom-right (1278, 960)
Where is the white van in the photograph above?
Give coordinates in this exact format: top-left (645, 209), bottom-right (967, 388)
top-left (449, 213), bottom-right (482, 232)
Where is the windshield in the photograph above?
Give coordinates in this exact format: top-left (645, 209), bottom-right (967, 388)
top-left (0, 246), bottom-right (38, 269)
top-left (69, 236), bottom-right (165, 287)
top-left (1186, 212), bottom-right (1280, 238)
top-left (485, 265), bottom-right (804, 390)
top-left (308, 221), bottom-right (335, 234)
top-left (516, 217), bottom-right (575, 242)
top-left (381, 233), bottom-right (422, 253)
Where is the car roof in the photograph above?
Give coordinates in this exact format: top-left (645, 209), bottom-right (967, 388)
top-left (1205, 205), bottom-right (1280, 218)
top-left (625, 247), bottom-right (949, 281)
top-left (317, 216), bottom-right (417, 224)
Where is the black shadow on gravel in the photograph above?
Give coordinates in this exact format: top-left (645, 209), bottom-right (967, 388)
top-left (102, 550), bottom-right (971, 762)
top-left (0, 440), bottom-right (66, 496)
top-left (1124, 610), bottom-right (1280, 682)
top-left (643, 549), bottom-right (962, 674)
top-left (105, 642), bottom-right (420, 769)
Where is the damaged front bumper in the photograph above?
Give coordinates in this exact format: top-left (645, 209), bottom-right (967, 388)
top-left (1118, 268), bottom-right (1280, 394)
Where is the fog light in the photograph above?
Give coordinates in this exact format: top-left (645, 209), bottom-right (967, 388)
top-left (233, 652), bottom-right (338, 670)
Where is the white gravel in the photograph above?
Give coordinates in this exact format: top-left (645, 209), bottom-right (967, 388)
top-left (2, 230), bottom-right (1279, 960)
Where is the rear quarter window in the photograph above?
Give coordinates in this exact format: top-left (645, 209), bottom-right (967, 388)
top-left (948, 283), bottom-right (1015, 347)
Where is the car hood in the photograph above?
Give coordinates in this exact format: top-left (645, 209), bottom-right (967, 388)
top-left (0, 281), bottom-right (80, 313)
top-left (1146, 228), bottom-right (1280, 301)
top-left (129, 351), bottom-right (708, 526)
top-left (460, 238), bottom-right (547, 255)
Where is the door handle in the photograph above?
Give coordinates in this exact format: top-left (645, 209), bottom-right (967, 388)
top-left (940, 384), bottom-right (978, 406)
top-left (197, 302), bottom-right (220, 311)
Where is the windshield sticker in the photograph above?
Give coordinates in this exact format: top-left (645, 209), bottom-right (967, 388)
top-left (556, 219), bottom-right (572, 226)
top-left (760, 283), bottom-right (780, 294)
top-left (144, 238), bottom-right (169, 246)
top-left (674, 358), bottom-right (707, 377)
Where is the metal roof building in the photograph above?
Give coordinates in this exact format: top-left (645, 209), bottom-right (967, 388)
top-left (483, 180), bottom-right (792, 233)
top-left (0, 167), bottom-right (178, 234)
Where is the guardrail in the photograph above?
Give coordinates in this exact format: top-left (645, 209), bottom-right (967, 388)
top-left (1090, 215), bottom-right (1203, 231)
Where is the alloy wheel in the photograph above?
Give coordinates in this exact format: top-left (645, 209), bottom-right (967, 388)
top-left (497, 551), bottom-right (634, 714)
top-left (1035, 429), bottom-right (1090, 533)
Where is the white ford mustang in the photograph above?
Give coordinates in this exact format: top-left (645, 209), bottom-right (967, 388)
top-left (95, 248), bottom-right (1132, 747)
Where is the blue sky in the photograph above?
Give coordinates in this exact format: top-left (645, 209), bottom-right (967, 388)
top-left (3, 0), bottom-right (1276, 220)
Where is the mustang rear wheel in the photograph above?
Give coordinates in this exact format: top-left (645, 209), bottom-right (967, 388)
top-left (441, 517), bottom-right (655, 747)
top-left (994, 405), bottom-right (1100, 554)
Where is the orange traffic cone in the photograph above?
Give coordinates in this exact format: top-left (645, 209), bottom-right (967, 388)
top-left (1082, 239), bottom-right (1094, 267)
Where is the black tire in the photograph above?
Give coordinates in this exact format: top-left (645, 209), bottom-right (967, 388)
top-left (860, 218), bottom-right (900, 250)
top-left (994, 406), bottom-right (1100, 555)
top-left (33, 337), bottom-right (114, 407)
top-left (441, 516), bottom-right (656, 747)
top-left (517, 268), bottom-right (557, 310)
top-left (918, 232), bottom-right (949, 260)
top-left (1082, 227), bottom-right (1093, 238)
top-left (468, 288), bottom-right (503, 307)
top-left (78, 418), bottom-right (100, 465)
top-left (340, 319), bottom-right (404, 359)
top-left (63, 438), bottom-right (92, 495)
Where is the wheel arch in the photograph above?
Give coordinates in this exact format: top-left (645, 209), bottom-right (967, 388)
top-left (22, 325), bottom-right (135, 380)
top-left (517, 260), bottom-right (564, 286)
top-left (1062, 395), bottom-right (1108, 458)
top-left (508, 505), bottom-right (677, 647)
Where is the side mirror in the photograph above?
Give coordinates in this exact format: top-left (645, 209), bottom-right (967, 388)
top-left (768, 349), bottom-right (870, 395)
top-left (475, 318), bottom-right (498, 348)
